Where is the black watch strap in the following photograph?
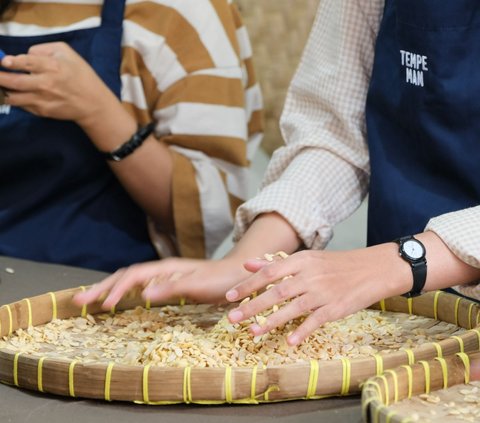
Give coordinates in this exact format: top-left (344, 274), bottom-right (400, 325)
top-left (395, 236), bottom-right (427, 298)
top-left (408, 260), bottom-right (427, 298)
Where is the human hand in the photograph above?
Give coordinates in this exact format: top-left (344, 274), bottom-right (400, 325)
top-left (225, 246), bottom-right (412, 346)
top-left (73, 257), bottom-right (250, 310)
top-left (0, 42), bottom-right (117, 125)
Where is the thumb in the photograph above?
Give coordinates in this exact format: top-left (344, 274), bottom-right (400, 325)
top-left (243, 258), bottom-right (270, 273)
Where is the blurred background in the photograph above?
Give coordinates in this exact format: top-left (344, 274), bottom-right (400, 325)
top-left (214, 0), bottom-right (368, 257)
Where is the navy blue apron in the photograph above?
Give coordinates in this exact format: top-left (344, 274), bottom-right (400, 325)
top-left (0, 0), bottom-right (157, 271)
top-left (366, 0), bottom-right (480, 246)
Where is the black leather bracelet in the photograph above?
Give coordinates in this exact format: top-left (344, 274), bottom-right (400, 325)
top-left (102, 122), bottom-right (155, 162)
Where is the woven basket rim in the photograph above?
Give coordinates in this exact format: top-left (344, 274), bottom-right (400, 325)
top-left (1, 288), bottom-right (479, 404)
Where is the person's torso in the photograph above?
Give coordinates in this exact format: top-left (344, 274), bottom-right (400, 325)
top-left (366, 0), bottom-right (480, 245)
top-left (0, 0), bottom-right (157, 271)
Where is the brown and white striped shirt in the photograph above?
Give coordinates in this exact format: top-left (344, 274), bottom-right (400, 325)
top-left (1, 0), bottom-right (263, 259)
top-left (234, 0), bottom-right (480, 298)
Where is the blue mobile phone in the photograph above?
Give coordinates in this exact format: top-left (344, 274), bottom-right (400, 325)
top-left (0, 49), bottom-right (5, 60)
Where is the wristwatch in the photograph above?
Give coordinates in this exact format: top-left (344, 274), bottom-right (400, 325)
top-left (395, 236), bottom-right (427, 298)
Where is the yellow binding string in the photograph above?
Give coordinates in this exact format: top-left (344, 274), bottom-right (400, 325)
top-left (401, 365), bottom-right (413, 399)
top-left (340, 358), bottom-right (351, 395)
top-left (250, 365), bottom-right (258, 401)
top-left (225, 366), bottom-right (233, 403)
top-left (104, 362), bottom-right (115, 401)
top-left (179, 297), bottom-right (186, 306)
top-left (110, 304), bottom-right (116, 315)
top-left (402, 348), bottom-right (415, 365)
top-left (78, 286), bottom-right (87, 318)
top-left (455, 352), bottom-right (470, 384)
top-left (467, 303), bottom-right (474, 329)
top-left (384, 370), bottom-right (399, 403)
top-left (49, 292), bottom-right (57, 321)
top-left (365, 380), bottom-right (383, 403)
top-left (477, 310), bottom-right (480, 327)
top-left (431, 342), bottom-right (443, 358)
top-left (374, 354), bottom-right (384, 376)
top-left (471, 328), bottom-right (480, 349)
top-left (379, 299), bottom-right (386, 312)
top-left (407, 297), bottom-right (413, 315)
top-left (183, 366), bottom-right (192, 403)
top-left (5, 304), bottom-right (13, 336)
top-left (378, 375), bottom-right (390, 406)
top-left (145, 298), bottom-right (151, 310)
top-left (418, 361), bottom-right (431, 394)
top-left (361, 396), bottom-right (376, 422)
top-left (13, 352), bottom-right (22, 386)
top-left (435, 357), bottom-right (448, 389)
top-left (451, 335), bottom-right (465, 353)
top-left (386, 410), bottom-right (397, 423)
top-left (306, 360), bottom-right (319, 399)
top-left (68, 360), bottom-right (78, 397)
top-left (37, 357), bottom-right (46, 392)
top-left (454, 297), bottom-right (461, 326)
top-left (24, 298), bottom-right (32, 327)
top-left (373, 403), bottom-right (385, 423)
top-left (433, 290), bottom-right (442, 320)
top-left (143, 364), bottom-right (151, 403)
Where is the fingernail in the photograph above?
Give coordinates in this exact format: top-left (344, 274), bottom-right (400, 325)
top-left (250, 324), bottom-right (262, 335)
top-left (225, 289), bottom-right (238, 301)
top-left (228, 309), bottom-right (243, 322)
top-left (287, 334), bottom-right (300, 346)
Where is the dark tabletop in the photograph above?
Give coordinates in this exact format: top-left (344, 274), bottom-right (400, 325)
top-left (0, 256), bottom-right (361, 423)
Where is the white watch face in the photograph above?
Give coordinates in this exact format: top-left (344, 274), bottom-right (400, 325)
top-left (403, 240), bottom-right (424, 260)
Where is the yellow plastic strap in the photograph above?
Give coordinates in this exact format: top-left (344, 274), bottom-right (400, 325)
top-left (179, 297), bottom-right (186, 306)
top-left (6, 304), bottom-right (13, 336)
top-left (225, 366), bottom-right (233, 403)
top-left (455, 352), bottom-right (470, 384)
top-left (306, 360), bottom-right (319, 398)
top-left (403, 348), bottom-right (415, 365)
top-left (454, 297), bottom-right (461, 326)
top-left (110, 305), bottom-right (116, 315)
top-left (433, 290), bottom-right (442, 320)
top-left (49, 292), bottom-right (57, 321)
top-left (378, 375), bottom-right (390, 406)
top-left (477, 310), bottom-right (480, 327)
top-left (143, 364), bottom-right (151, 403)
top-left (249, 365), bottom-right (258, 401)
top-left (38, 356), bottom-right (46, 392)
top-left (418, 361), bottom-right (431, 394)
top-left (401, 365), bottom-right (413, 398)
top-left (468, 303), bottom-right (474, 329)
top-left (365, 380), bottom-right (383, 403)
top-left (472, 328), bottom-right (480, 349)
top-left (374, 403), bottom-right (385, 423)
top-left (435, 357), bottom-right (448, 389)
top-left (361, 396), bottom-right (377, 422)
top-left (407, 297), bottom-right (413, 315)
top-left (431, 342), bottom-right (443, 358)
top-left (374, 354), bottom-right (384, 376)
top-left (451, 335), bottom-right (464, 353)
top-left (386, 410), bottom-right (397, 423)
top-left (384, 370), bottom-right (399, 403)
top-left (379, 299), bottom-right (386, 312)
top-left (24, 298), bottom-right (32, 327)
top-left (145, 298), bottom-right (151, 310)
top-left (79, 286), bottom-right (87, 318)
top-left (68, 360), bottom-right (78, 397)
top-left (183, 366), bottom-right (192, 403)
top-left (13, 352), bottom-right (22, 386)
top-left (104, 362), bottom-right (115, 401)
top-left (340, 358), bottom-right (351, 395)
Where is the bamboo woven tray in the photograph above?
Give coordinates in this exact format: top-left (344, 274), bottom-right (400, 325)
top-left (362, 351), bottom-right (480, 423)
top-left (1, 288), bottom-right (479, 405)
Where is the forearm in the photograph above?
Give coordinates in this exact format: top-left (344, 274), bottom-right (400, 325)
top-left (383, 231), bottom-right (480, 299)
top-left (227, 212), bottom-right (301, 263)
top-left (78, 94), bottom-right (174, 229)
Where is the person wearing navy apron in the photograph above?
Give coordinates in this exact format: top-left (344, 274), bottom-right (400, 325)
top-left (0, 0), bottom-right (159, 272)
